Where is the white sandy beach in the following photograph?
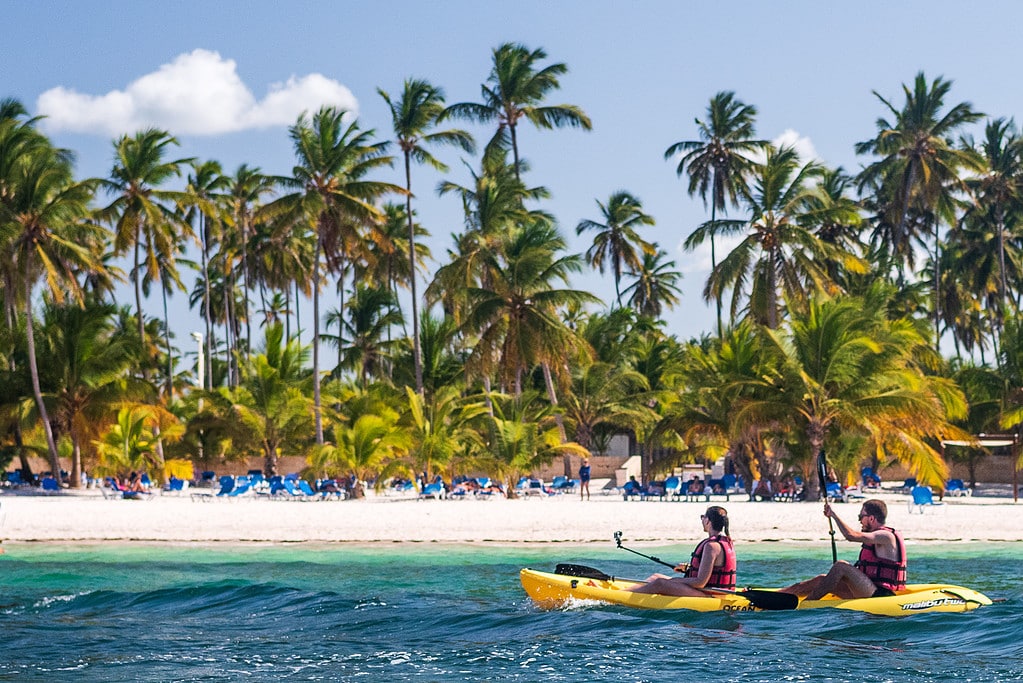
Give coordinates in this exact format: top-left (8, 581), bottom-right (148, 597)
top-left (1, 486), bottom-right (1020, 546)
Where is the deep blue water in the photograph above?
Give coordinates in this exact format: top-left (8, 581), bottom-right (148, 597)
top-left (0, 543), bottom-right (1021, 682)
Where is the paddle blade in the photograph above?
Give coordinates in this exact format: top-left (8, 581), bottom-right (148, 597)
top-left (816, 450), bottom-right (828, 498)
top-left (739, 589), bottom-right (799, 611)
top-left (555, 564), bottom-right (612, 580)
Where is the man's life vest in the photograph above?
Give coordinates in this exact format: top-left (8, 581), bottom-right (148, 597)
top-left (685, 534), bottom-right (737, 589)
top-left (855, 526), bottom-right (907, 591)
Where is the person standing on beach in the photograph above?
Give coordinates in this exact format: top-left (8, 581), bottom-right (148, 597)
top-left (780, 499), bottom-right (906, 600)
top-left (627, 506), bottom-right (736, 597)
top-left (578, 458), bottom-right (591, 500)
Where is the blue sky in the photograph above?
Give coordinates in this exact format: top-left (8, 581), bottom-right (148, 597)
top-left (4, 1), bottom-right (1023, 350)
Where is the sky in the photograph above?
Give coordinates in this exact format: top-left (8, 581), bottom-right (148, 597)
top-left (4, 0), bottom-right (1023, 355)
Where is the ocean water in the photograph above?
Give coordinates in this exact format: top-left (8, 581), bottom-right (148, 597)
top-left (0, 542), bottom-right (1020, 682)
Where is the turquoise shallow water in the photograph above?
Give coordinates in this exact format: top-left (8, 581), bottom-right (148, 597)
top-left (1, 542), bottom-right (1021, 682)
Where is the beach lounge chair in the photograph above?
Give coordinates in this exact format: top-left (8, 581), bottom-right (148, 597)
top-left (524, 479), bottom-right (549, 497)
top-left (213, 476), bottom-right (236, 498)
top-left (419, 482), bottom-right (445, 500)
top-left (664, 476), bottom-right (682, 500)
top-left (908, 485), bottom-right (944, 513)
top-left (706, 478), bottom-right (730, 501)
top-left (41, 476), bottom-right (61, 494)
top-left (825, 482), bottom-right (848, 503)
top-left (622, 479), bottom-right (643, 501)
top-left (861, 467), bottom-right (881, 489)
top-left (945, 478), bottom-right (971, 497)
top-left (5, 471), bottom-right (26, 488)
top-left (162, 476), bottom-right (189, 495)
top-left (896, 477), bottom-right (916, 493)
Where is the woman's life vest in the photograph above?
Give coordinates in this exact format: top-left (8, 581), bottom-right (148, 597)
top-left (685, 534), bottom-right (737, 589)
top-left (854, 526), bottom-right (907, 591)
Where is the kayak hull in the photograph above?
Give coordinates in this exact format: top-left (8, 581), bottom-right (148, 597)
top-left (520, 569), bottom-right (992, 616)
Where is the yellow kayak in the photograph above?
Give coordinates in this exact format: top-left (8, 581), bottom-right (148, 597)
top-left (520, 568), bottom-right (992, 616)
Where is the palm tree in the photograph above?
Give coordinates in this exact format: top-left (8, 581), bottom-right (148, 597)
top-left (443, 42), bottom-right (591, 181)
top-left (330, 285), bottom-right (404, 385)
top-left (700, 146), bottom-right (863, 329)
top-left (380, 79), bottom-right (474, 394)
top-left (462, 219), bottom-right (599, 396)
top-left (666, 92), bottom-right (768, 336)
top-left (226, 164), bottom-right (275, 353)
top-left (855, 72), bottom-right (984, 340)
top-left (575, 191), bottom-right (655, 307)
top-left (401, 385), bottom-right (488, 485)
top-left (181, 160), bottom-right (229, 390)
top-left (222, 323), bottom-right (315, 477)
top-left (93, 406), bottom-right (160, 478)
top-left (263, 106), bottom-right (402, 443)
top-left (38, 300), bottom-right (142, 487)
top-left (3, 140), bottom-right (105, 479)
top-left (621, 249), bottom-right (683, 319)
top-left (755, 291), bottom-right (970, 496)
top-left (100, 129), bottom-right (191, 376)
top-left (959, 118), bottom-right (1023, 351)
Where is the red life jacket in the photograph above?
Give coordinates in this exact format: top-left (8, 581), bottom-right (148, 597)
top-left (855, 526), bottom-right (907, 591)
top-left (685, 534), bottom-right (737, 589)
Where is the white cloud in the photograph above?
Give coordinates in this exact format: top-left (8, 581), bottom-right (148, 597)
top-left (37, 49), bottom-right (359, 136)
top-left (771, 129), bottom-right (819, 164)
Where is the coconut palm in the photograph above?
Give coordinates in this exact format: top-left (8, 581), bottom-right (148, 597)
top-left (700, 146), bottom-right (863, 329)
top-left (443, 42), bottom-right (591, 181)
top-left (855, 72), bottom-right (984, 340)
top-left (480, 391), bottom-right (588, 497)
top-left (380, 79), bottom-right (474, 394)
top-left (959, 118), bottom-right (1023, 349)
top-left (37, 300), bottom-right (143, 487)
top-left (575, 190), bottom-right (656, 307)
top-left (755, 291), bottom-right (970, 497)
top-left (666, 92), bottom-right (768, 336)
top-left (181, 160), bottom-right (229, 390)
top-left (100, 129), bottom-right (191, 374)
top-left (263, 106), bottom-right (402, 443)
top-left (329, 285), bottom-right (404, 385)
top-left (3, 141), bottom-right (105, 479)
top-left (93, 406), bottom-right (162, 478)
top-left (224, 323), bottom-right (315, 477)
top-left (401, 385), bottom-right (488, 485)
top-left (621, 249), bottom-right (683, 319)
top-left (462, 219), bottom-right (599, 396)
top-left (226, 164), bottom-right (276, 353)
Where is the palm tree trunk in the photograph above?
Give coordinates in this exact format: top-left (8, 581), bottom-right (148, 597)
top-left (201, 214), bottom-right (214, 391)
top-left (406, 153), bottom-right (424, 395)
top-left (71, 435), bottom-right (83, 489)
top-left (24, 283), bottom-right (61, 478)
top-left (312, 238), bottom-right (324, 444)
top-left (162, 285), bottom-right (173, 397)
top-left (710, 198), bottom-right (722, 338)
top-left (541, 362), bottom-right (567, 442)
top-left (133, 227), bottom-right (147, 380)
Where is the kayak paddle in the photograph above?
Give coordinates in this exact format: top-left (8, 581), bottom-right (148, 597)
top-left (817, 450), bottom-right (838, 563)
top-left (608, 534), bottom-right (799, 611)
top-left (554, 563), bottom-right (797, 611)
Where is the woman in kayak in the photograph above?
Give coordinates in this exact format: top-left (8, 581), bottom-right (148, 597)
top-left (627, 506), bottom-right (736, 597)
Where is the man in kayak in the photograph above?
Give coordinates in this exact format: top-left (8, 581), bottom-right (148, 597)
top-left (780, 499), bottom-right (907, 600)
top-left (626, 506), bottom-right (736, 597)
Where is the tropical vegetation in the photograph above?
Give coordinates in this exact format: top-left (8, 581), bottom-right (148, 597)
top-left (1, 57), bottom-right (1022, 499)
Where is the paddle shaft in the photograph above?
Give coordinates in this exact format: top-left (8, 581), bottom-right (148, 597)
top-left (817, 450), bottom-right (838, 563)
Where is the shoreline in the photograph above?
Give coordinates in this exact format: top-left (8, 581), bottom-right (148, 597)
top-left (2, 488), bottom-right (1021, 546)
